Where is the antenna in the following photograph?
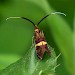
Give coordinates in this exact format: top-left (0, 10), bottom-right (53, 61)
top-left (37, 12), bottom-right (66, 25)
top-left (6, 17), bottom-right (35, 26)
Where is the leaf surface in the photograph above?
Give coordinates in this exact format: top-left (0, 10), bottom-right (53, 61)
top-left (0, 45), bottom-right (57, 75)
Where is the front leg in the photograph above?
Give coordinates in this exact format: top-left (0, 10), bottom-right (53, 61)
top-left (32, 36), bottom-right (35, 45)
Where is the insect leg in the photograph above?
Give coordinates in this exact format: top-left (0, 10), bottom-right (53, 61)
top-left (32, 36), bottom-right (35, 45)
top-left (45, 45), bottom-right (51, 55)
top-left (46, 49), bottom-right (51, 56)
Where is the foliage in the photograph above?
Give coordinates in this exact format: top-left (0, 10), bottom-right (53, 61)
top-left (0, 45), bottom-right (57, 75)
top-left (0, 0), bottom-right (74, 75)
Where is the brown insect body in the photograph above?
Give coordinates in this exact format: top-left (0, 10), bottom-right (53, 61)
top-left (34, 25), bottom-right (50, 59)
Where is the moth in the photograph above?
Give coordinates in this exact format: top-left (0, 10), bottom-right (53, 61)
top-left (6, 12), bottom-right (66, 59)
top-left (34, 25), bottom-right (50, 59)
top-left (21, 15), bottom-right (51, 60)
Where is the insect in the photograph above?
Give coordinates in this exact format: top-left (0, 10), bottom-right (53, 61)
top-left (6, 12), bottom-right (66, 59)
top-left (21, 17), bottom-right (51, 60)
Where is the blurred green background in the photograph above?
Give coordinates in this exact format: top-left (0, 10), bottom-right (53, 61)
top-left (0, 0), bottom-right (74, 75)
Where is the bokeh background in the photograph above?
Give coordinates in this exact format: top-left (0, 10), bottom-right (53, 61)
top-left (0, 0), bottom-right (75, 75)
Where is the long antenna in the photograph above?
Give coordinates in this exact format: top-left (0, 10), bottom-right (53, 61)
top-left (6, 17), bottom-right (35, 26)
top-left (37, 12), bottom-right (66, 25)
top-left (21, 17), bottom-right (35, 26)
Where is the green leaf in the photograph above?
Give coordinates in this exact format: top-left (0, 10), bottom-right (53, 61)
top-left (73, 12), bottom-right (75, 75)
top-left (0, 54), bottom-right (20, 70)
top-left (0, 45), bottom-right (57, 75)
